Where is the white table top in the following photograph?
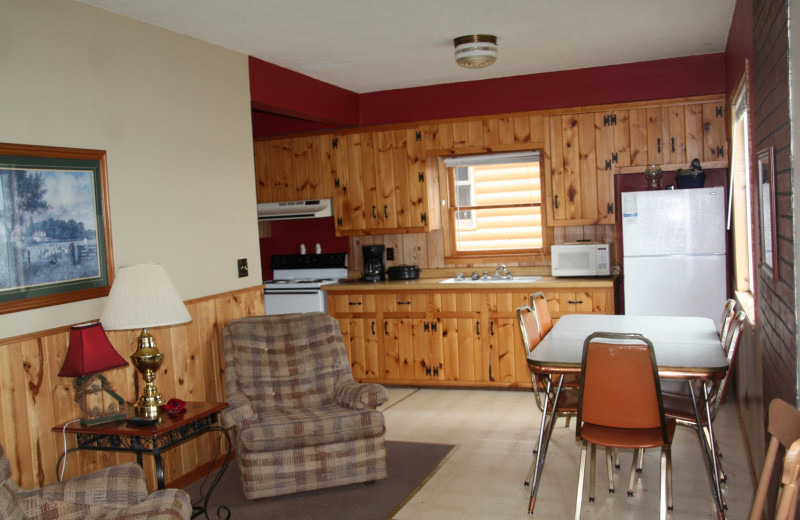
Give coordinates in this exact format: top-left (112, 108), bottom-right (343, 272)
top-left (527, 314), bottom-right (728, 379)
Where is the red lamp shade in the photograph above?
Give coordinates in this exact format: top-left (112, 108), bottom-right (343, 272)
top-left (58, 322), bottom-right (128, 377)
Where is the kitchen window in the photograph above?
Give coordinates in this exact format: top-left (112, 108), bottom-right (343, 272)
top-left (442, 151), bottom-right (544, 257)
top-left (730, 72), bottom-right (754, 295)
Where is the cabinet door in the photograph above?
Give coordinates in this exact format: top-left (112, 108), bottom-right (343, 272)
top-left (702, 102), bottom-right (727, 162)
top-left (432, 292), bottom-right (483, 382)
top-left (328, 294), bottom-right (380, 380)
top-left (382, 293), bottom-right (426, 381)
top-left (339, 318), bottom-right (380, 380)
top-left (372, 130), bottom-right (398, 229)
top-left (484, 291), bottom-right (531, 385)
top-left (593, 110), bottom-right (630, 223)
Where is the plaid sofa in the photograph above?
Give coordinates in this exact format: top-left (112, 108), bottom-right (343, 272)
top-left (0, 444), bottom-right (191, 519)
top-left (221, 313), bottom-right (388, 499)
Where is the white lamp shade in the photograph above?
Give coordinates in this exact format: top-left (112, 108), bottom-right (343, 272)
top-left (100, 263), bottom-right (192, 330)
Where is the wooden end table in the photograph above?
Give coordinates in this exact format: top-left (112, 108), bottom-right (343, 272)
top-left (53, 401), bottom-right (231, 520)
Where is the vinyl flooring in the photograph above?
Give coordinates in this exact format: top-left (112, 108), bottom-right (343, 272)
top-left (380, 387), bottom-right (754, 520)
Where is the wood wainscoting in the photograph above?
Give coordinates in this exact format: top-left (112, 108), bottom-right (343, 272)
top-left (0, 285), bottom-right (264, 491)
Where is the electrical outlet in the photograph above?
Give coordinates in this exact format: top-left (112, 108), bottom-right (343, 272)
top-left (386, 248), bottom-right (394, 260)
top-left (237, 258), bottom-right (248, 278)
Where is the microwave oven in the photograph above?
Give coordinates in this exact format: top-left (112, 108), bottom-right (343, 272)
top-left (551, 243), bottom-right (612, 277)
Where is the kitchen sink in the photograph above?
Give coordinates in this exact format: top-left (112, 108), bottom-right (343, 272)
top-left (438, 275), bottom-right (542, 284)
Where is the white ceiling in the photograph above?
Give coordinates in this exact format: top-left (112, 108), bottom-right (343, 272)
top-left (75, 0), bottom-right (735, 94)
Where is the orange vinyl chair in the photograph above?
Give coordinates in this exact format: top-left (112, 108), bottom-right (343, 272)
top-left (575, 332), bottom-right (675, 520)
top-left (518, 304), bottom-right (580, 487)
top-left (661, 310), bottom-right (746, 490)
top-left (530, 292), bottom-right (554, 337)
top-left (748, 398), bottom-right (800, 520)
top-left (718, 298), bottom-right (736, 341)
top-left (530, 292), bottom-right (582, 404)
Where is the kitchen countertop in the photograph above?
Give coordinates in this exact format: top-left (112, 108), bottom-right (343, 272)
top-left (322, 275), bottom-right (616, 291)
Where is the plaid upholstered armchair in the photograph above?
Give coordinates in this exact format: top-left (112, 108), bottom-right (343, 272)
top-left (0, 443), bottom-right (191, 519)
top-left (220, 312), bottom-right (388, 500)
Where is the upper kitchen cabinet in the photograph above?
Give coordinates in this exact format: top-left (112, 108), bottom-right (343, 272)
top-left (253, 135), bottom-right (334, 203)
top-left (546, 95), bottom-right (728, 225)
top-left (332, 127), bottom-right (440, 236)
top-left (547, 112), bottom-right (613, 225)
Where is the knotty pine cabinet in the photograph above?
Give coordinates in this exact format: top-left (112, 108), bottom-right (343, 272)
top-left (546, 98), bottom-right (727, 226)
top-left (331, 128), bottom-right (440, 236)
top-left (327, 284), bottom-right (615, 388)
top-left (253, 95), bottom-right (727, 231)
top-left (253, 135), bottom-right (335, 203)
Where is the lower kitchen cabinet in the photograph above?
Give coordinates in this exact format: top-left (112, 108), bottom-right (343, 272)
top-left (327, 283), bottom-right (615, 389)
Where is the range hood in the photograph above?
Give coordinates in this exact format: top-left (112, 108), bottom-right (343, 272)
top-left (257, 199), bottom-right (333, 221)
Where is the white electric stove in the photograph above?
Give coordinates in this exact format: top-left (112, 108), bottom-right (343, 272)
top-left (263, 253), bottom-right (348, 315)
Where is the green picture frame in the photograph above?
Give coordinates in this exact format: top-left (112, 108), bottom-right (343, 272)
top-left (0, 143), bottom-right (114, 315)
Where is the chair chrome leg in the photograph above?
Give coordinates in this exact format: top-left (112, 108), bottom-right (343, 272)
top-left (606, 448), bottom-right (615, 494)
top-left (660, 448), bottom-right (668, 520)
top-left (614, 447), bottom-right (620, 469)
top-left (637, 447), bottom-right (644, 473)
top-left (589, 443), bottom-right (597, 502)
top-left (575, 441), bottom-right (588, 520)
top-left (667, 446), bottom-right (673, 511)
top-left (628, 448), bottom-right (640, 496)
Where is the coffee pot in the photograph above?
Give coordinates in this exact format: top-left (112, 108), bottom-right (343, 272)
top-left (362, 245), bottom-right (385, 282)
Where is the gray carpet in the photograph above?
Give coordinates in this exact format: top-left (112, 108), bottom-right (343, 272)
top-left (184, 441), bottom-right (455, 520)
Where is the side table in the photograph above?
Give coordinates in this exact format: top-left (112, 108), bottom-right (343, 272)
top-left (53, 401), bottom-right (231, 520)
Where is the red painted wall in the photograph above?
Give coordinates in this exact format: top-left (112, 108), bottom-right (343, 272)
top-left (250, 53), bottom-right (726, 137)
top-left (259, 217), bottom-right (350, 280)
top-left (359, 54), bottom-right (727, 126)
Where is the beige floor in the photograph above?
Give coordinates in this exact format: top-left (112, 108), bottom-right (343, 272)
top-left (380, 387), bottom-right (754, 520)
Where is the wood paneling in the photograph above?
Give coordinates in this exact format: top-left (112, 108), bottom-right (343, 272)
top-left (0, 285), bottom-right (264, 491)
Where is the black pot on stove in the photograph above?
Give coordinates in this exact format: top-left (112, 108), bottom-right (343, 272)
top-left (362, 245), bottom-right (385, 282)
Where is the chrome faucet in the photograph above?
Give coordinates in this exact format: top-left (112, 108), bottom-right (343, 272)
top-left (495, 264), bottom-right (512, 279)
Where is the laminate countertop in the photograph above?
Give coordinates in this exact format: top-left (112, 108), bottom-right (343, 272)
top-left (322, 275), bottom-right (616, 291)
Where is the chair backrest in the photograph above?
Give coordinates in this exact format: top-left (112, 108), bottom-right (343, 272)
top-left (775, 438), bottom-right (800, 520)
top-left (718, 298), bottom-right (736, 341)
top-left (710, 311), bottom-right (747, 413)
top-left (530, 292), bottom-right (553, 337)
top-left (222, 312), bottom-right (354, 412)
top-left (577, 332), bottom-right (668, 442)
top-left (749, 399), bottom-right (800, 520)
top-left (517, 304), bottom-right (542, 357)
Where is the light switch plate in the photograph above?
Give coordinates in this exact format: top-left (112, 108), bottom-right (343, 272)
top-left (237, 258), bottom-right (248, 278)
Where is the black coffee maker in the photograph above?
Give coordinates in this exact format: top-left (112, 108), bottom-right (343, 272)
top-left (362, 245), bottom-right (385, 282)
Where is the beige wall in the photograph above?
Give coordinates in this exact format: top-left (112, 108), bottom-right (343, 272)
top-left (0, 0), bottom-right (261, 338)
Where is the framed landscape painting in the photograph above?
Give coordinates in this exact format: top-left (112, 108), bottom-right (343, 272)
top-left (0, 143), bottom-right (114, 314)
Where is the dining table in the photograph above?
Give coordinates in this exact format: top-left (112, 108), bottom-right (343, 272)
top-left (525, 313), bottom-right (729, 519)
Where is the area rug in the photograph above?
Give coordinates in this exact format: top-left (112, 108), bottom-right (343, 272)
top-left (184, 441), bottom-right (455, 520)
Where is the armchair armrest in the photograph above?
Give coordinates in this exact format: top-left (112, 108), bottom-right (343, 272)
top-left (335, 382), bottom-right (389, 410)
top-left (221, 391), bottom-right (257, 429)
top-left (89, 488), bottom-right (192, 520)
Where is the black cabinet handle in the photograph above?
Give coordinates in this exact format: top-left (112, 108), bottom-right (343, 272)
top-left (657, 137), bottom-right (662, 153)
top-left (371, 321), bottom-right (375, 335)
top-left (384, 205), bottom-right (388, 218)
top-left (671, 137), bottom-right (676, 152)
top-left (384, 322), bottom-right (389, 336)
top-left (490, 321), bottom-right (495, 336)
top-left (554, 194), bottom-right (559, 209)
top-left (372, 205), bottom-right (377, 218)
top-left (567, 300), bottom-right (584, 305)
top-left (398, 301), bottom-right (411, 305)
top-left (476, 321), bottom-right (480, 335)
top-left (348, 301), bottom-right (362, 306)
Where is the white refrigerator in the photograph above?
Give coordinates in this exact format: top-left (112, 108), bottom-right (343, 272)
top-left (621, 187), bottom-right (727, 321)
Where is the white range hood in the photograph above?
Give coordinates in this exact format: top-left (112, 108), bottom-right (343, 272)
top-left (257, 199), bottom-right (333, 221)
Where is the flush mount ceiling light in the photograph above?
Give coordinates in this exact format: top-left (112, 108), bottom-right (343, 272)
top-left (453, 34), bottom-right (498, 69)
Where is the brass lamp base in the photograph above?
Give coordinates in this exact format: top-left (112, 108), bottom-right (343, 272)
top-left (130, 328), bottom-right (165, 418)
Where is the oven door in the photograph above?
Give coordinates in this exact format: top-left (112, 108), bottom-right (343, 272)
top-left (263, 288), bottom-right (327, 315)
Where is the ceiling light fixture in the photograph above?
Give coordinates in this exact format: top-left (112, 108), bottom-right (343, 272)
top-left (453, 34), bottom-right (497, 69)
